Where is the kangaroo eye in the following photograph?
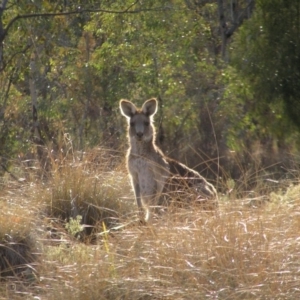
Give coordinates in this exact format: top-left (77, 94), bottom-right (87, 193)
top-left (144, 121), bottom-right (150, 126)
top-left (130, 122), bottom-right (135, 127)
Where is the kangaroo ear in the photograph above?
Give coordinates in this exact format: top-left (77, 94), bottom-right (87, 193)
top-left (142, 98), bottom-right (157, 116)
top-left (120, 100), bottom-right (137, 118)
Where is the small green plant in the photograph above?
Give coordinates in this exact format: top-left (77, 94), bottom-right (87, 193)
top-left (65, 215), bottom-right (83, 238)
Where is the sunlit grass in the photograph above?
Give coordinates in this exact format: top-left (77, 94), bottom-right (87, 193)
top-left (0, 195), bottom-right (38, 292)
top-left (0, 148), bottom-right (300, 299)
top-left (36, 197), bottom-right (300, 299)
top-left (35, 148), bottom-right (134, 241)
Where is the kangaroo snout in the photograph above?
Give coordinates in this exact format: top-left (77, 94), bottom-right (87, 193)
top-left (136, 132), bottom-right (143, 138)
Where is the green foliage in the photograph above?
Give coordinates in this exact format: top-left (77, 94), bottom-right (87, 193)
top-left (65, 215), bottom-right (83, 237)
top-left (226, 0), bottom-right (300, 148)
top-left (1, 0), bottom-right (300, 180)
top-left (0, 0), bottom-right (225, 175)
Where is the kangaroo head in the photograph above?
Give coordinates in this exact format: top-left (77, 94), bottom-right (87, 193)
top-left (120, 98), bottom-right (157, 142)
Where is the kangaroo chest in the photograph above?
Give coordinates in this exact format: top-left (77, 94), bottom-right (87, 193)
top-left (128, 152), bottom-right (169, 178)
top-left (128, 155), bottom-right (154, 174)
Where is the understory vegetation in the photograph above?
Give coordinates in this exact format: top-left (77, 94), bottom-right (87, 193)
top-left (1, 148), bottom-right (300, 299)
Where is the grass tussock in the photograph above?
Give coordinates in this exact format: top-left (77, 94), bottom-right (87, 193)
top-left (0, 147), bottom-right (300, 299)
top-left (40, 148), bottom-right (134, 240)
top-left (0, 200), bottom-right (37, 285)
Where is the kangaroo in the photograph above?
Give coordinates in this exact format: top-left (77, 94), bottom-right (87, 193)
top-left (120, 98), bottom-right (218, 222)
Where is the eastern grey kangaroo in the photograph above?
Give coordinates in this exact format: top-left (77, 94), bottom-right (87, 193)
top-left (120, 98), bottom-right (218, 222)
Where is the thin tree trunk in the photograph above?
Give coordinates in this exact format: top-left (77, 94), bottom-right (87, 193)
top-left (218, 0), bottom-right (255, 61)
top-left (78, 33), bottom-right (91, 150)
top-left (29, 50), bottom-right (49, 177)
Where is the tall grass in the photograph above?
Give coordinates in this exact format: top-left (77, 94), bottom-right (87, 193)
top-left (0, 147), bottom-right (300, 299)
top-left (45, 151), bottom-right (133, 239)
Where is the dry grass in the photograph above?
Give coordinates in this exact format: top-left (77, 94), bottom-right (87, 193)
top-left (0, 148), bottom-right (300, 299)
top-left (44, 153), bottom-right (133, 239)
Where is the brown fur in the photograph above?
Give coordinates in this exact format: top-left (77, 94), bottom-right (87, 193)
top-left (120, 98), bottom-right (218, 222)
